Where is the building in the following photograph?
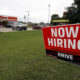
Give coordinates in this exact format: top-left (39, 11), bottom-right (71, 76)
top-left (0, 15), bottom-right (17, 27)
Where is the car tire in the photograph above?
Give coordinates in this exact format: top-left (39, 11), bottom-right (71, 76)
top-left (17, 27), bottom-right (22, 31)
top-left (23, 27), bottom-right (27, 30)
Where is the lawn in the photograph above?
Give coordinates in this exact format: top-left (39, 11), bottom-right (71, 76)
top-left (0, 30), bottom-right (80, 80)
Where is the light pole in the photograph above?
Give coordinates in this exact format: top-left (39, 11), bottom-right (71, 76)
top-left (48, 4), bottom-right (50, 24)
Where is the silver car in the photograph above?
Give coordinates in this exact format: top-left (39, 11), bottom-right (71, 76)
top-left (12, 22), bottom-right (27, 31)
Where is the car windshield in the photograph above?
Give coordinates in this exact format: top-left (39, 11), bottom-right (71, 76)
top-left (13, 22), bottom-right (23, 25)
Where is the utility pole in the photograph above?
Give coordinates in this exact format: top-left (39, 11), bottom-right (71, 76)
top-left (48, 4), bottom-right (50, 24)
top-left (27, 11), bottom-right (30, 22)
top-left (24, 15), bottom-right (26, 22)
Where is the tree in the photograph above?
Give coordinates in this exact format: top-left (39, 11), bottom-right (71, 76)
top-left (63, 4), bottom-right (77, 23)
top-left (74, 0), bottom-right (80, 8)
top-left (63, 0), bottom-right (80, 23)
top-left (50, 14), bottom-right (60, 25)
top-left (74, 0), bottom-right (80, 22)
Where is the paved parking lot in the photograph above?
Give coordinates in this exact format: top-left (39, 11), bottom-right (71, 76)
top-left (0, 28), bottom-right (33, 32)
top-left (0, 28), bottom-right (13, 32)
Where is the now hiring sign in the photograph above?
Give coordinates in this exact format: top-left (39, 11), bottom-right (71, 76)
top-left (42, 24), bottom-right (80, 64)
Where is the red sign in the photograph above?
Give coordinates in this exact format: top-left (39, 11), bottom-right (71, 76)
top-left (8, 17), bottom-right (17, 21)
top-left (0, 15), bottom-right (17, 21)
top-left (42, 24), bottom-right (80, 64)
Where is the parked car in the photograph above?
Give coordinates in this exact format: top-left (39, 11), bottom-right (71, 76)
top-left (5, 21), bottom-right (15, 28)
top-left (32, 24), bottom-right (42, 30)
top-left (12, 22), bottom-right (27, 31)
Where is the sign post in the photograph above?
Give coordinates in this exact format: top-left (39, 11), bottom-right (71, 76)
top-left (42, 24), bottom-right (80, 64)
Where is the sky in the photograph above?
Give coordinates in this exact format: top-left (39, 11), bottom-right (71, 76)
top-left (0, 0), bottom-right (74, 23)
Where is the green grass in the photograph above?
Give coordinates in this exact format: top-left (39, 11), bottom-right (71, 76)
top-left (0, 30), bottom-right (80, 80)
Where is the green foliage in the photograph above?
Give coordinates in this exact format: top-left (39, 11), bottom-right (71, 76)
top-left (63, 0), bottom-right (80, 23)
top-left (51, 14), bottom-right (59, 20)
top-left (50, 14), bottom-right (60, 25)
top-left (74, 0), bottom-right (80, 8)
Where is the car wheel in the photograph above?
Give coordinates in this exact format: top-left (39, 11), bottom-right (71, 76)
top-left (17, 27), bottom-right (22, 31)
top-left (23, 27), bottom-right (27, 30)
